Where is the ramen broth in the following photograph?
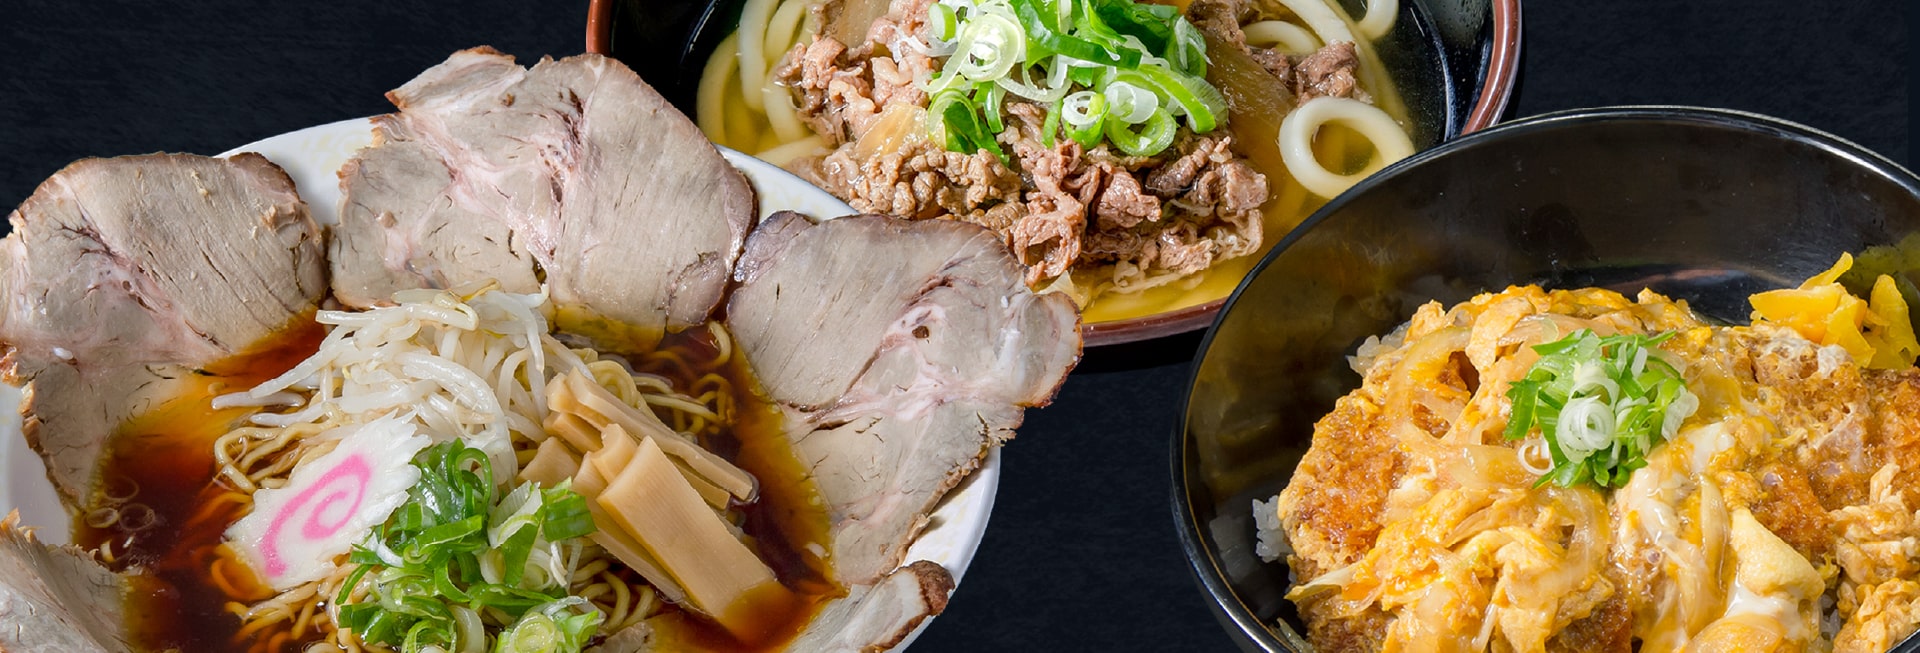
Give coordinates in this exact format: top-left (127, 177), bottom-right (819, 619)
top-left (75, 316), bottom-right (325, 652)
top-left (77, 323), bottom-right (837, 653)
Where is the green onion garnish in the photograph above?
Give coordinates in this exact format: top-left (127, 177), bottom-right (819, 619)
top-left (929, 89), bottom-right (1006, 160)
top-left (493, 600), bottom-right (601, 653)
top-left (1105, 106), bottom-right (1175, 155)
top-left (338, 440), bottom-right (604, 653)
top-left (924, 0), bottom-right (1225, 157)
top-left (1503, 329), bottom-right (1700, 489)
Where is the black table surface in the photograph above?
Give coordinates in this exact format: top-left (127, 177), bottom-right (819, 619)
top-left (1, 1), bottom-right (1910, 651)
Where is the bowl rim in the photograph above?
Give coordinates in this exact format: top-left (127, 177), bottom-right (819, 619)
top-left (585, 0), bottom-right (1525, 347)
top-left (1169, 104), bottom-right (1920, 652)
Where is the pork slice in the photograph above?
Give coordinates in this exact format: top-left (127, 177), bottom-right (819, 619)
top-left (331, 122), bottom-right (544, 304)
top-left (334, 48), bottom-right (754, 347)
top-left (0, 512), bottom-right (131, 652)
top-left (783, 561), bottom-right (954, 652)
top-left (0, 153), bottom-right (325, 507)
top-left (727, 212), bottom-right (1080, 583)
top-left (590, 561), bottom-right (953, 653)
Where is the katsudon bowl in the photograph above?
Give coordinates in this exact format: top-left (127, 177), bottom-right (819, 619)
top-left (1172, 107), bottom-right (1920, 652)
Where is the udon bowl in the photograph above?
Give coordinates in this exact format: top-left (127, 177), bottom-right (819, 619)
top-left (1172, 106), bottom-right (1920, 652)
top-left (584, 0), bottom-right (1522, 346)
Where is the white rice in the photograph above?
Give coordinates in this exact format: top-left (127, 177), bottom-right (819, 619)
top-left (1253, 495), bottom-right (1288, 563)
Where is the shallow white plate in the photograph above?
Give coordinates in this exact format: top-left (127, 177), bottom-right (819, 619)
top-left (0, 118), bottom-right (996, 650)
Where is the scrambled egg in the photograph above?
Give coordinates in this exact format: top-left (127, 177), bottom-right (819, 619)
top-left (1271, 284), bottom-right (1920, 653)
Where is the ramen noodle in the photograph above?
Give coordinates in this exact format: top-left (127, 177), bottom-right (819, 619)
top-left (83, 282), bottom-right (832, 653)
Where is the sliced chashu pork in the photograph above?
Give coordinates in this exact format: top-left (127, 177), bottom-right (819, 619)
top-left (333, 47), bottom-right (754, 348)
top-left (0, 513), bottom-right (131, 652)
top-left (0, 153), bottom-right (326, 507)
top-left (782, 561), bottom-right (956, 652)
top-left (585, 212), bottom-right (1080, 653)
top-left (728, 212), bottom-right (1082, 584)
top-left (590, 561), bottom-right (954, 653)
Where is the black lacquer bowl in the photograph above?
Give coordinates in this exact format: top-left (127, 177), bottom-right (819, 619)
top-left (587, 0), bottom-right (1523, 346)
top-left (1173, 106), bottom-right (1920, 652)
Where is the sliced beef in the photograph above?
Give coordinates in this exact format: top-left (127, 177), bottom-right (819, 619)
top-left (779, 0), bottom-right (1273, 291)
top-left (0, 153), bottom-right (325, 507)
top-left (333, 48), bottom-right (754, 348)
top-left (1182, 0), bottom-right (1368, 104)
top-left (1185, 0), bottom-right (1254, 50)
top-left (1290, 41), bottom-right (1368, 102)
top-left (780, 36), bottom-right (869, 144)
top-left (796, 138), bottom-right (1023, 223)
top-left (0, 514), bottom-right (130, 652)
top-left (1093, 170), bottom-right (1161, 231)
top-left (727, 212), bottom-right (1080, 583)
top-left (777, 0), bottom-right (937, 146)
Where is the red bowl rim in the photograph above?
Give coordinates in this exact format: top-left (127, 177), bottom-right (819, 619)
top-left (584, 0), bottom-right (1524, 346)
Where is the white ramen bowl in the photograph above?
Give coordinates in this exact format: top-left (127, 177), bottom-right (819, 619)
top-left (0, 117), bottom-right (999, 651)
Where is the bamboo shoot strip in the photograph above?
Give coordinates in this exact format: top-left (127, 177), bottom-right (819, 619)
top-left (518, 436), bottom-right (581, 487)
top-left (597, 437), bottom-right (792, 640)
top-left (573, 446), bottom-right (690, 606)
top-left (549, 369), bottom-right (756, 500)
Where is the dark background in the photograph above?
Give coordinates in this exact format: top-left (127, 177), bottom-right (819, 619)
top-left (0, 1), bottom-right (1910, 651)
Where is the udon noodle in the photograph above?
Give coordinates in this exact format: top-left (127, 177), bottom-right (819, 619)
top-left (195, 282), bottom-right (742, 653)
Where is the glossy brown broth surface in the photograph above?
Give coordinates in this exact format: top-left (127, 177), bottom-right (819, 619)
top-left (80, 321), bottom-right (835, 653)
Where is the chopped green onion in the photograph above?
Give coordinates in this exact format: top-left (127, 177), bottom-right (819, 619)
top-left (1065, 60), bottom-right (1105, 87)
top-left (926, 0), bottom-right (1223, 156)
top-left (951, 12), bottom-right (1025, 81)
top-left (1041, 96), bottom-right (1063, 147)
top-left (1503, 330), bottom-right (1700, 489)
top-left (1061, 90), bottom-right (1109, 148)
top-left (1052, 0), bottom-right (1075, 32)
top-left (929, 2), bottom-right (959, 41)
top-left (1168, 17), bottom-right (1209, 78)
top-left (1072, 0), bottom-right (1133, 54)
top-left (976, 82), bottom-right (1007, 133)
top-left (494, 600), bottom-right (600, 653)
top-left (1092, 0), bottom-right (1175, 54)
top-left (1105, 106), bottom-right (1175, 156)
top-left (1129, 64), bottom-right (1226, 132)
top-left (1025, 24), bottom-right (1134, 67)
top-left (929, 89), bottom-right (1007, 161)
top-left (1103, 80), bottom-right (1157, 124)
top-left (539, 487), bottom-right (595, 541)
top-left (996, 56), bottom-right (1072, 103)
top-left (340, 440), bottom-right (603, 653)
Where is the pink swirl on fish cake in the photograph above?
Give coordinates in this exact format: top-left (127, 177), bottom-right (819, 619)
top-left (259, 453), bottom-right (371, 578)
